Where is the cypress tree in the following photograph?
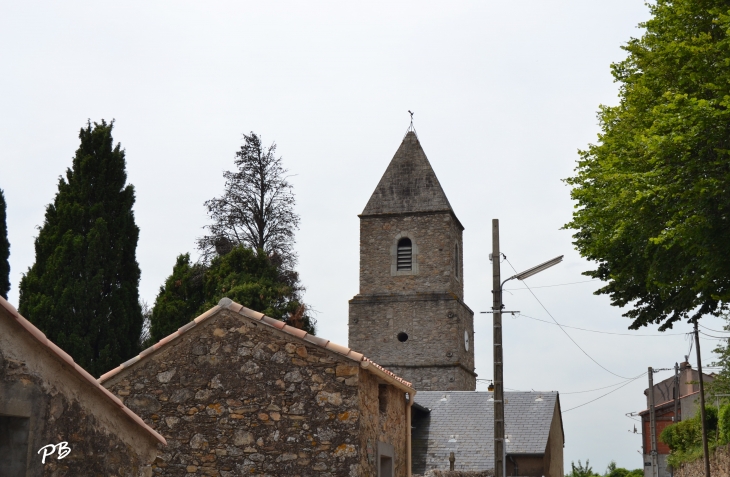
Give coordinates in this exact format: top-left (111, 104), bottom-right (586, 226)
top-left (19, 120), bottom-right (143, 376)
top-left (0, 188), bottom-right (9, 299)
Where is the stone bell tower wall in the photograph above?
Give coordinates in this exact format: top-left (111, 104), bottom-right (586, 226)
top-left (348, 294), bottom-right (475, 391)
top-left (357, 213), bottom-right (464, 299)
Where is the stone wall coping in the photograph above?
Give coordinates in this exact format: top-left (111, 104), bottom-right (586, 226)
top-left (97, 297), bottom-right (415, 391)
top-left (0, 296), bottom-right (167, 446)
top-left (358, 209), bottom-right (465, 231)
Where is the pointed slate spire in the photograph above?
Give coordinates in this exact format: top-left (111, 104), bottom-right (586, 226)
top-left (362, 131), bottom-right (454, 216)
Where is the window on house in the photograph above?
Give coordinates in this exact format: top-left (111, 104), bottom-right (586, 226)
top-left (454, 243), bottom-right (459, 278)
top-left (397, 238), bottom-right (412, 271)
top-left (379, 384), bottom-right (388, 413)
top-left (0, 415), bottom-right (30, 477)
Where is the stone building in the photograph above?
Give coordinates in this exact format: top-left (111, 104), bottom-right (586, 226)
top-left (99, 298), bottom-right (416, 477)
top-left (348, 130), bottom-right (476, 391)
top-left (0, 296), bottom-right (165, 477)
top-left (411, 391), bottom-right (564, 477)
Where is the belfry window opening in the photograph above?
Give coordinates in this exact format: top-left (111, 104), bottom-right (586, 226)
top-left (397, 238), bottom-right (412, 271)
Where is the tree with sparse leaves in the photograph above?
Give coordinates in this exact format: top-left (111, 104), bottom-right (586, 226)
top-left (198, 132), bottom-right (300, 271)
top-left (0, 188), bottom-right (9, 299)
top-left (565, 0), bottom-right (730, 330)
top-left (19, 120), bottom-right (143, 376)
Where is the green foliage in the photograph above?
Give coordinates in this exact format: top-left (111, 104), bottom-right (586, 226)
top-left (149, 254), bottom-right (206, 343)
top-left (708, 314), bottom-right (730, 402)
top-left (150, 246), bottom-right (314, 344)
top-left (660, 404), bottom-right (721, 466)
top-left (605, 461), bottom-right (643, 477)
top-left (566, 460), bottom-right (599, 477)
top-left (719, 401), bottom-right (730, 443)
top-left (564, 0), bottom-right (730, 329)
top-left (18, 120), bottom-right (143, 377)
top-left (0, 188), bottom-right (9, 299)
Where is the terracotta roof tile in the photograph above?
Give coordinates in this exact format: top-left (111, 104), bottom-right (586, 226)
top-left (304, 334), bottom-right (330, 348)
top-left (0, 297), bottom-right (166, 446)
top-left (178, 321), bottom-right (197, 333)
top-left (239, 306), bottom-right (264, 321)
top-left (95, 297), bottom-right (414, 394)
top-left (282, 325), bottom-right (307, 339)
top-left (261, 315), bottom-right (286, 330)
top-left (325, 341), bottom-right (351, 355)
top-left (346, 350), bottom-right (364, 361)
top-left (138, 346), bottom-right (157, 359)
top-left (363, 357), bottom-right (413, 387)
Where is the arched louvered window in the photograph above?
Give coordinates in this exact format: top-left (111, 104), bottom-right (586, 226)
top-left (397, 238), bottom-right (412, 271)
top-left (454, 243), bottom-right (459, 278)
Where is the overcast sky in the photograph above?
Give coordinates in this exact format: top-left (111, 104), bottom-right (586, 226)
top-left (2, 0), bottom-right (725, 471)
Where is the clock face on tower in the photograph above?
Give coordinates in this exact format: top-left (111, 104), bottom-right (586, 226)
top-left (464, 330), bottom-right (469, 351)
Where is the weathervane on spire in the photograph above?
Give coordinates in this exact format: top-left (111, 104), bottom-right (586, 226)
top-left (407, 110), bottom-right (416, 132)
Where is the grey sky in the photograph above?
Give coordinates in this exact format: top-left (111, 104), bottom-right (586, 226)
top-left (2, 1), bottom-right (722, 471)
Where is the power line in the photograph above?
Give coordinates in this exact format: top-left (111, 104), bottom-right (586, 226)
top-left (699, 330), bottom-right (730, 340)
top-left (562, 373), bottom-right (647, 413)
top-left (561, 378), bottom-right (639, 395)
top-left (517, 313), bottom-right (686, 337)
top-left (504, 257), bottom-right (637, 380)
top-left (700, 323), bottom-right (730, 334)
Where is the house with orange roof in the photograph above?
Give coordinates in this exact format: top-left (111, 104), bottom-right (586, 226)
top-left (99, 297), bottom-right (416, 477)
top-left (0, 296), bottom-right (165, 476)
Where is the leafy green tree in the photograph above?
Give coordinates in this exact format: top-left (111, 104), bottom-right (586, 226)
top-left (150, 245), bottom-right (314, 344)
top-left (604, 461), bottom-right (643, 477)
top-left (19, 120), bottom-right (143, 376)
top-left (0, 188), bottom-right (9, 299)
top-left (565, 0), bottom-right (730, 330)
top-left (566, 460), bottom-right (599, 477)
top-left (149, 253), bottom-right (206, 343)
top-left (660, 405), bottom-right (719, 465)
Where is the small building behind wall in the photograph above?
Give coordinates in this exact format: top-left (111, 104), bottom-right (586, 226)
top-left (99, 297), bottom-right (415, 477)
top-left (411, 391), bottom-right (564, 477)
top-left (638, 362), bottom-right (715, 477)
top-left (0, 297), bottom-right (165, 476)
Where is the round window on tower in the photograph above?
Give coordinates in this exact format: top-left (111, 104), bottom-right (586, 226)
top-left (464, 330), bottom-right (469, 351)
top-left (397, 332), bottom-right (409, 342)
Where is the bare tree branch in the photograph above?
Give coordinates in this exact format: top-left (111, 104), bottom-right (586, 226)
top-left (197, 132), bottom-right (300, 270)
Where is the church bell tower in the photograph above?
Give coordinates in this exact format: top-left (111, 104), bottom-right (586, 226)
top-left (348, 131), bottom-right (476, 391)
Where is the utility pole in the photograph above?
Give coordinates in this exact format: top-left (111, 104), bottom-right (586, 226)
top-left (648, 367), bottom-right (658, 477)
top-left (694, 320), bottom-right (711, 477)
top-left (673, 362), bottom-right (680, 424)
top-left (492, 219), bottom-right (505, 477)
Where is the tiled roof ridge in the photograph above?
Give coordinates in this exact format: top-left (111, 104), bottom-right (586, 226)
top-left (99, 297), bottom-right (413, 389)
top-left (0, 296), bottom-right (166, 446)
top-left (638, 390), bottom-right (700, 415)
top-left (418, 390), bottom-right (559, 394)
top-left (362, 356), bottom-right (412, 387)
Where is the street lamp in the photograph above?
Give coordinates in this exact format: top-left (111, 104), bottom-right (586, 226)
top-left (491, 218), bottom-right (562, 477)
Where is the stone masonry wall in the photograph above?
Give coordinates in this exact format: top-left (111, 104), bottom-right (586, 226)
top-left (358, 213), bottom-right (464, 299)
top-left (0, 327), bottom-right (155, 476)
top-left (357, 369), bottom-right (409, 477)
top-left (104, 309), bottom-right (407, 477)
top-left (349, 295), bottom-right (475, 391)
top-left (674, 444), bottom-right (730, 477)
